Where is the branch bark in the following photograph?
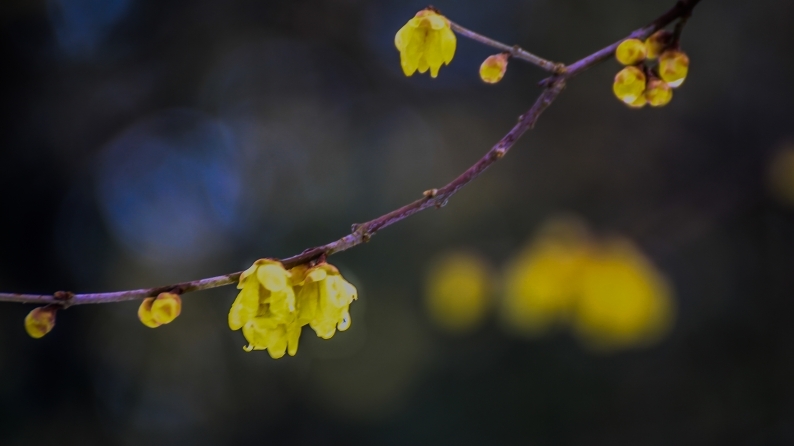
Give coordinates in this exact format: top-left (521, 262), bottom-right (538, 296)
top-left (0, 0), bottom-right (703, 307)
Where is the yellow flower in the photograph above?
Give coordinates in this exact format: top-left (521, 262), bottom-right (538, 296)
top-left (644, 30), bottom-right (672, 60)
top-left (138, 292), bottom-right (183, 328)
top-left (645, 78), bottom-right (673, 107)
top-left (615, 39), bottom-right (647, 65)
top-left (479, 53), bottom-right (509, 84)
top-left (500, 218), bottom-right (591, 335)
top-left (395, 8), bottom-right (456, 78)
top-left (294, 263), bottom-right (357, 340)
top-left (424, 252), bottom-right (492, 333)
top-left (659, 50), bottom-right (689, 88)
top-left (25, 306), bottom-right (57, 338)
top-left (572, 239), bottom-right (674, 351)
top-left (228, 259), bottom-right (357, 357)
top-left (613, 66), bottom-right (647, 105)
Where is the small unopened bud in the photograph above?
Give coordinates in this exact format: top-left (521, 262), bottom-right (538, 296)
top-left (644, 30), bottom-right (673, 59)
top-left (479, 53), bottom-right (509, 84)
top-left (138, 293), bottom-right (182, 328)
top-left (151, 293), bottom-right (182, 324)
top-left (613, 66), bottom-right (647, 105)
top-left (658, 50), bottom-right (689, 88)
top-left (645, 79), bottom-right (673, 107)
top-left (615, 39), bottom-right (647, 66)
top-left (25, 306), bottom-right (57, 339)
top-left (627, 94), bottom-right (647, 109)
top-left (138, 297), bottom-right (161, 328)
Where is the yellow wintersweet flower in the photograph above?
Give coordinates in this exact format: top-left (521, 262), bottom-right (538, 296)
top-left (572, 239), bottom-right (674, 351)
top-left (395, 8), bottom-right (456, 78)
top-left (25, 306), bottom-right (57, 338)
top-left (228, 259), bottom-right (357, 357)
top-left (424, 252), bottom-right (492, 333)
top-left (228, 259), bottom-right (300, 357)
top-left (293, 263), bottom-right (357, 340)
top-left (500, 218), bottom-right (591, 336)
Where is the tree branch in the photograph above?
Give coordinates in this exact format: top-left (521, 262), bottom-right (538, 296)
top-left (0, 0), bottom-right (702, 308)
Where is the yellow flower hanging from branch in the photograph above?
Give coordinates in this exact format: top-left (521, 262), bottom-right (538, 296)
top-left (394, 8), bottom-right (456, 78)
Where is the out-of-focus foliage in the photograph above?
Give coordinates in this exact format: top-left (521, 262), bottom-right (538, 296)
top-left (424, 251), bottom-right (492, 333)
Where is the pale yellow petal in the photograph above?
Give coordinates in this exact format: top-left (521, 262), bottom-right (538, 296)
top-left (440, 26), bottom-right (457, 64)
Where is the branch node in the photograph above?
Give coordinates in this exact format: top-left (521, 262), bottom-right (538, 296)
top-left (423, 188), bottom-right (438, 198)
top-left (53, 290), bottom-right (74, 308)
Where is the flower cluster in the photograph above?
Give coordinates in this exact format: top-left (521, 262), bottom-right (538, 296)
top-left (612, 30), bottom-right (689, 108)
top-left (228, 259), bottom-right (357, 359)
top-left (395, 8), bottom-right (456, 78)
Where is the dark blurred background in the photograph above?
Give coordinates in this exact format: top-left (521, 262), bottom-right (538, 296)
top-left (2, 0), bottom-right (794, 444)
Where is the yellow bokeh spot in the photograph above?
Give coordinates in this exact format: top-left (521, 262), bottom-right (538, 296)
top-left (767, 143), bottom-right (794, 206)
top-left (425, 252), bottom-right (492, 334)
top-left (500, 218), bottom-right (590, 336)
top-left (394, 8), bottom-right (456, 78)
top-left (615, 39), bottom-right (647, 66)
top-left (572, 239), bottom-right (674, 352)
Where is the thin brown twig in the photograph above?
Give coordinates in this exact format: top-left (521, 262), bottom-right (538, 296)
top-left (0, 0), bottom-right (702, 308)
top-left (448, 22), bottom-right (564, 73)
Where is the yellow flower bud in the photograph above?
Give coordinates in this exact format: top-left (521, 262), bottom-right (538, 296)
top-left (613, 66), bottom-right (647, 105)
top-left (394, 8), bottom-right (457, 78)
top-left (627, 94), bottom-right (647, 109)
top-left (151, 292), bottom-right (182, 324)
top-left (25, 306), bottom-right (57, 338)
top-left (645, 79), bottom-right (673, 107)
top-left (615, 39), bottom-right (647, 65)
top-left (644, 30), bottom-right (672, 59)
top-left (658, 50), bottom-right (689, 88)
top-left (479, 53), bottom-right (509, 84)
top-left (138, 297), bottom-right (161, 328)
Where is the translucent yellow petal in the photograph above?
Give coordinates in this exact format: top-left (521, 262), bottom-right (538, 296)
top-left (424, 29), bottom-right (443, 74)
top-left (426, 14), bottom-right (447, 30)
top-left (296, 282), bottom-right (319, 324)
top-left (401, 52), bottom-right (418, 76)
top-left (228, 277), bottom-right (260, 330)
top-left (151, 293), bottom-right (181, 325)
top-left (287, 323), bottom-right (302, 356)
top-left (337, 310), bottom-right (351, 332)
top-left (257, 263), bottom-right (288, 291)
top-left (440, 26), bottom-right (456, 64)
top-left (138, 298), bottom-right (161, 328)
top-left (417, 56), bottom-right (430, 73)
